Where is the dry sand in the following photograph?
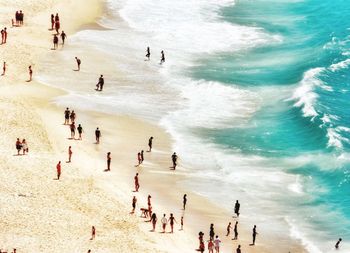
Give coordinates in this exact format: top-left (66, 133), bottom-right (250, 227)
top-left (0, 0), bottom-right (307, 252)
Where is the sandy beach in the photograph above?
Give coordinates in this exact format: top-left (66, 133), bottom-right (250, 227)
top-left (0, 0), bottom-right (308, 252)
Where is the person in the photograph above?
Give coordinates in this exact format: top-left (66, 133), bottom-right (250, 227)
top-left (171, 152), bottom-right (178, 169)
top-left (148, 204), bottom-right (153, 220)
top-left (150, 213), bottom-right (157, 231)
top-left (148, 136), bottom-right (153, 152)
top-left (28, 65), bottom-right (33, 81)
top-left (161, 214), bottom-right (167, 233)
top-left (105, 152), bottom-right (111, 171)
top-left (208, 239), bottom-right (214, 253)
top-left (2, 61), bottom-right (6, 76)
top-left (60, 31), bottom-right (67, 45)
top-left (145, 47), bottom-right (150, 60)
top-left (198, 231), bottom-right (204, 249)
top-left (55, 20), bottom-right (60, 35)
top-left (19, 10), bottom-right (24, 26)
top-left (180, 216), bottom-right (184, 230)
top-left (87, 250), bottom-right (91, 253)
top-left (209, 223), bottom-right (215, 240)
top-left (55, 13), bottom-right (60, 22)
top-left (131, 196), bottom-right (137, 214)
top-left (169, 213), bottom-right (177, 233)
top-left (236, 245), bottom-right (241, 253)
top-left (233, 221), bottom-right (238, 240)
top-left (50, 14), bottom-right (55, 30)
top-left (70, 110), bottom-right (76, 123)
top-left (252, 225), bottom-right (258, 245)
top-left (53, 34), bottom-right (58, 49)
top-left (183, 194), bottom-right (187, 210)
top-left (3, 28), bottom-right (7, 44)
top-left (199, 239), bottom-right (205, 253)
top-left (1, 29), bottom-right (3, 44)
top-left (15, 138), bottom-right (22, 155)
top-left (140, 150), bottom-right (144, 163)
top-left (96, 75), bottom-right (104, 91)
top-left (70, 122), bottom-right (76, 139)
top-left (214, 235), bottom-right (221, 253)
top-left (147, 195), bottom-right (152, 207)
top-left (335, 238), bottom-right (342, 249)
top-left (137, 152), bottom-right (142, 166)
top-left (226, 222), bottom-right (232, 237)
top-left (77, 124), bottom-right (83, 140)
top-left (15, 11), bottom-right (19, 26)
top-left (90, 226), bottom-right (96, 240)
top-left (234, 200), bottom-right (240, 217)
top-left (56, 161), bottom-right (61, 180)
top-left (134, 173), bottom-right (140, 192)
top-left (160, 50), bottom-right (165, 64)
top-left (64, 108), bottom-right (70, 124)
top-left (67, 146), bottom-right (72, 163)
top-left (75, 57), bottom-right (81, 71)
top-left (95, 127), bottom-right (101, 143)
top-left (22, 139), bottom-right (28, 155)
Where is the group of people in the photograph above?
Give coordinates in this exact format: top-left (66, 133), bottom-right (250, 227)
top-left (53, 31), bottom-right (66, 49)
top-left (50, 13), bottom-right (60, 34)
top-left (13, 10), bottom-right (24, 27)
top-left (15, 138), bottom-right (29, 155)
top-left (145, 47), bottom-right (165, 65)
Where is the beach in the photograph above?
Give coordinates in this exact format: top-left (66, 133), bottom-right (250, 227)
top-left (0, 0), bottom-right (342, 253)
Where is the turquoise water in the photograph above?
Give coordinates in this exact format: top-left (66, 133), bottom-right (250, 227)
top-left (191, 0), bottom-right (350, 250)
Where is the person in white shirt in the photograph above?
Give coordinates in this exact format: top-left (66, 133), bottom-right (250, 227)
top-left (161, 214), bottom-right (167, 233)
top-left (214, 235), bottom-right (221, 253)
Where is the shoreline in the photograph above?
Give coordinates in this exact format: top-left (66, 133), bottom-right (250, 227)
top-left (0, 0), bottom-right (307, 252)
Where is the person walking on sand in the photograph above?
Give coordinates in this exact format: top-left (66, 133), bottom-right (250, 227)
top-left (134, 173), bottom-right (140, 192)
top-left (70, 121), bottom-right (76, 139)
top-left (236, 245), bottom-right (241, 253)
top-left (208, 239), bottom-right (214, 253)
top-left (70, 110), bottom-right (76, 123)
top-left (2, 61), bottom-right (6, 76)
top-left (226, 222), bottom-right (232, 237)
top-left (56, 161), bottom-right (61, 180)
top-left (137, 152), bottom-right (142, 166)
top-left (77, 124), bottom-right (83, 140)
top-left (28, 65), bottom-right (33, 81)
top-left (90, 226), bottom-right (96, 240)
top-left (145, 47), bottom-right (150, 61)
top-left (209, 223), bottom-right (215, 240)
top-left (22, 139), bottom-right (28, 155)
top-left (183, 194), bottom-right (187, 210)
top-left (234, 200), bottom-right (240, 217)
top-left (105, 152), bottom-right (111, 171)
top-left (140, 150), bottom-right (144, 163)
top-left (148, 136), bottom-right (153, 152)
top-left (95, 127), bottom-right (101, 144)
top-left (75, 57), bottom-right (81, 71)
top-left (169, 213), bottom-right (177, 233)
top-left (252, 225), bottom-right (258, 245)
top-left (53, 34), bottom-right (58, 50)
top-left (161, 214), bottom-right (167, 233)
top-left (60, 31), bottom-right (67, 45)
top-left (160, 50), bottom-right (165, 64)
top-left (64, 108), bottom-right (70, 124)
top-left (96, 75), bottom-right (104, 91)
top-left (131, 196), bottom-right (137, 214)
top-left (50, 14), bottom-right (55, 30)
top-left (150, 213), bottom-right (157, 231)
top-left (15, 138), bottom-right (22, 155)
top-left (335, 238), bottom-right (342, 249)
top-left (233, 221), bottom-right (238, 240)
top-left (67, 146), bottom-right (72, 163)
top-left (171, 152), bottom-right (178, 169)
top-left (214, 235), bottom-right (221, 253)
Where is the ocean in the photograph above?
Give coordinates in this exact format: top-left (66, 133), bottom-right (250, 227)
top-left (38, 0), bottom-right (350, 252)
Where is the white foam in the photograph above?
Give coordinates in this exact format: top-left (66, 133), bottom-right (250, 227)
top-left (329, 59), bottom-right (350, 72)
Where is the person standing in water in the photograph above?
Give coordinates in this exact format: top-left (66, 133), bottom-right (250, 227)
top-left (70, 121), bottom-right (76, 139)
top-left (67, 146), bottom-right (72, 163)
top-left (234, 200), bottom-right (240, 217)
top-left (131, 196), bottom-right (137, 214)
top-left (60, 31), bottom-right (67, 45)
top-left (28, 65), bottom-right (33, 81)
top-left (77, 124), bottom-right (83, 140)
top-left (160, 50), bottom-right (165, 64)
top-left (252, 225), bottom-right (258, 245)
top-left (105, 152), bottom-right (111, 171)
top-left (145, 47), bottom-right (150, 61)
top-left (209, 224), bottom-right (215, 240)
top-left (180, 216), bottom-right (184, 230)
top-left (171, 152), bottom-right (178, 169)
top-left (233, 221), bottom-right (238, 240)
top-left (75, 57), bottom-right (81, 71)
top-left (148, 136), bottom-right (153, 152)
top-left (53, 34), bottom-right (58, 49)
top-left (64, 108), bottom-right (70, 124)
top-left (95, 127), bottom-right (101, 143)
top-left (169, 213), bottom-right (177, 233)
top-left (96, 75), bottom-right (104, 91)
top-left (183, 194), bottom-right (187, 210)
top-left (140, 150), bottom-right (144, 163)
top-left (335, 238), bottom-right (342, 249)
